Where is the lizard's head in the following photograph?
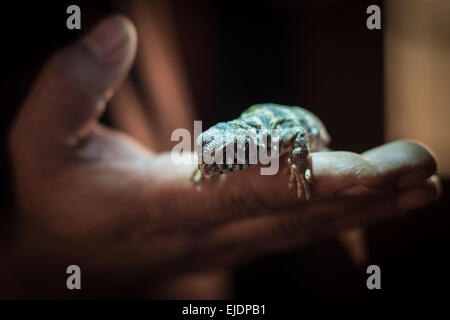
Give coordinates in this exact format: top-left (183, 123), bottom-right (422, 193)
top-left (196, 121), bottom-right (253, 176)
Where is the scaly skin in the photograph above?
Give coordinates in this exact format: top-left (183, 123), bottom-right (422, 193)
top-left (192, 103), bottom-right (330, 200)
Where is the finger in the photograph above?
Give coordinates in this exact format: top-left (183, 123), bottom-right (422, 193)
top-left (362, 140), bottom-right (438, 188)
top-left (199, 175), bottom-right (441, 262)
top-left (337, 228), bottom-right (368, 268)
top-left (199, 196), bottom-right (397, 264)
top-left (186, 195), bottom-right (395, 268)
top-left (14, 15), bottom-right (137, 146)
top-left (233, 151), bottom-right (383, 207)
top-left (149, 151), bottom-right (384, 230)
top-left (194, 141), bottom-right (438, 217)
top-left (150, 143), bottom-right (434, 230)
top-left (397, 174), bottom-right (441, 210)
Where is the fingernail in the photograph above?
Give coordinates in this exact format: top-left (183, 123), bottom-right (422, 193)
top-left (397, 170), bottom-right (432, 188)
top-left (397, 187), bottom-right (436, 210)
top-left (339, 184), bottom-right (378, 197)
top-left (85, 16), bottom-right (128, 57)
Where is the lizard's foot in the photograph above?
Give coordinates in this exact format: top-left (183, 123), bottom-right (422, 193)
top-left (190, 167), bottom-right (203, 184)
top-left (288, 166), bottom-right (311, 200)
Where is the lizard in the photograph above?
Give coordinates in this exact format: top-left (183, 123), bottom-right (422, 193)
top-left (191, 103), bottom-right (330, 201)
top-left (192, 103), bottom-right (367, 267)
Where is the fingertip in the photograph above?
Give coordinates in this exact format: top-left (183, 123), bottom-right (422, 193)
top-left (362, 140), bottom-right (440, 191)
top-left (113, 14), bottom-right (138, 60)
top-left (397, 139), bottom-right (438, 172)
top-left (84, 14), bottom-right (137, 65)
top-left (363, 140), bottom-right (438, 174)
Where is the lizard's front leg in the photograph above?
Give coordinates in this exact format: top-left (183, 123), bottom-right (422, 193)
top-left (190, 167), bottom-right (203, 183)
top-left (287, 129), bottom-right (312, 200)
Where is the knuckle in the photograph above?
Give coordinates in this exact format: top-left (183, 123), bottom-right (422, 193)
top-left (222, 191), bottom-right (254, 218)
top-left (222, 179), bottom-right (271, 218)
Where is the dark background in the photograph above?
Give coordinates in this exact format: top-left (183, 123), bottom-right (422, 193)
top-left (0, 0), bottom-right (448, 298)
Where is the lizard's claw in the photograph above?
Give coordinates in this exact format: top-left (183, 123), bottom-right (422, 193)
top-left (190, 167), bottom-right (203, 185)
top-left (288, 166), bottom-right (311, 201)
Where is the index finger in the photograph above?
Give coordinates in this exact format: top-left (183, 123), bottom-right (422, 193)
top-left (238, 151), bottom-right (383, 206)
top-left (155, 150), bottom-right (384, 227)
top-left (362, 140), bottom-right (438, 187)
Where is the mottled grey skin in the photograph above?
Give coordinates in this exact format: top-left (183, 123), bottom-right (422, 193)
top-left (193, 103), bottom-right (330, 200)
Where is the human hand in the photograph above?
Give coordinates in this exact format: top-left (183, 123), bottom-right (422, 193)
top-left (8, 15), bottom-right (440, 297)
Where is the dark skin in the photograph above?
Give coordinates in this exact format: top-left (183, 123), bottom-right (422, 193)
top-left (2, 16), bottom-right (441, 298)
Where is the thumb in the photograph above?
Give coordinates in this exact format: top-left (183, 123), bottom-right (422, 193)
top-left (15, 15), bottom-right (137, 145)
